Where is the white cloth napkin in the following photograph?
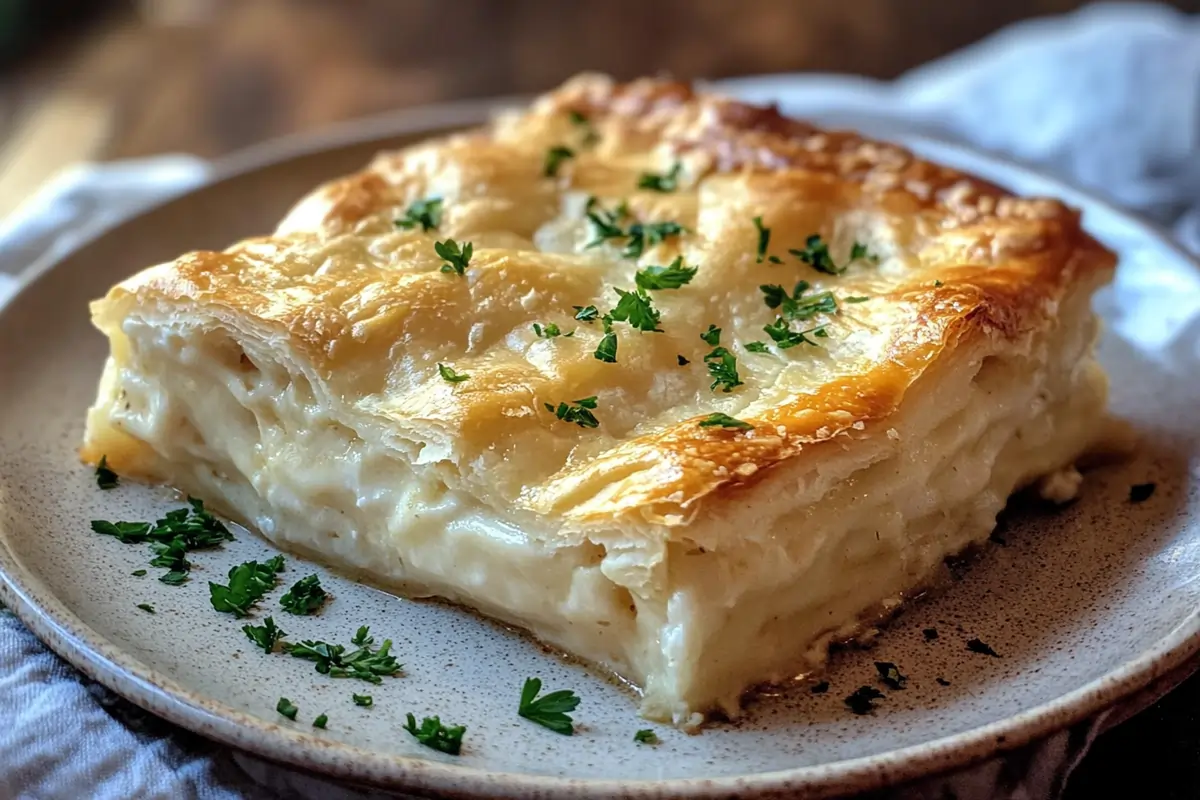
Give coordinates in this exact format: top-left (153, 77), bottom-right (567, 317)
top-left (4, 3), bottom-right (1200, 798)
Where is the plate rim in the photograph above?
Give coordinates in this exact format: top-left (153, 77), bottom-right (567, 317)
top-left (2, 95), bottom-right (1200, 799)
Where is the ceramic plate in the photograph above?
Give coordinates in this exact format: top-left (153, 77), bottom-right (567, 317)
top-left (2, 104), bottom-right (1200, 800)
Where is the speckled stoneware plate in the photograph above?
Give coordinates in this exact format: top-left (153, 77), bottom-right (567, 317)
top-left (2, 100), bottom-right (1200, 800)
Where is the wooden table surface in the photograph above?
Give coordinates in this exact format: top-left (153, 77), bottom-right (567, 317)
top-left (3, 1), bottom-right (1200, 797)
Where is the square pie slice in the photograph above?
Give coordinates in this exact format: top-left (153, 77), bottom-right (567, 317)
top-left (82, 75), bottom-right (1116, 727)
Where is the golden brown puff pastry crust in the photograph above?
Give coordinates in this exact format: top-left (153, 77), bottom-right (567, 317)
top-left (88, 73), bottom-right (1116, 534)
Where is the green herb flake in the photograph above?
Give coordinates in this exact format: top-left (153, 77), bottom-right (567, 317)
top-left (609, 288), bottom-right (662, 332)
top-left (623, 221), bottom-right (685, 259)
top-left (131, 569), bottom-right (147, 577)
top-left (573, 305), bottom-right (601, 322)
top-left (312, 713), bottom-right (329, 729)
top-left (404, 713), bottom-right (467, 755)
top-left (280, 575), bottom-right (328, 616)
top-left (543, 145), bottom-right (575, 178)
top-left (276, 697), bottom-right (299, 721)
top-left (92, 497), bottom-right (236, 584)
top-left (242, 615), bottom-right (287, 653)
top-left (284, 636), bottom-right (402, 684)
top-left (136, 603), bottom-right (155, 614)
top-left (435, 239), bottom-right (473, 276)
top-left (634, 729), bottom-right (659, 745)
top-left (395, 197), bottom-right (444, 232)
top-left (352, 626), bottom-right (373, 647)
top-left (845, 295), bottom-right (871, 303)
top-left (677, 355), bottom-right (689, 366)
top-left (698, 413), bottom-right (753, 430)
top-left (353, 693), bottom-right (374, 707)
top-left (438, 363), bottom-right (470, 383)
top-left (568, 109), bottom-right (600, 145)
top-left (874, 661), bottom-right (907, 690)
top-left (843, 685), bottom-right (884, 715)
top-left (760, 281), bottom-right (838, 321)
top-left (545, 396), bottom-right (600, 429)
top-left (518, 677), bottom-right (580, 735)
top-left (533, 322), bottom-right (573, 339)
top-left (764, 317), bottom-right (829, 349)
top-left (703, 347), bottom-right (743, 393)
top-left (700, 324), bottom-right (721, 346)
top-left (584, 199), bottom-right (629, 249)
top-left (635, 256), bottom-right (697, 291)
top-left (95, 455), bottom-right (119, 490)
top-left (934, 280), bottom-right (944, 287)
top-left (753, 215), bottom-right (771, 263)
top-left (745, 341), bottom-right (769, 353)
top-left (209, 556), bottom-right (286, 618)
top-left (637, 161), bottom-right (682, 193)
top-left (790, 234), bottom-right (873, 275)
top-left (593, 330), bottom-right (618, 363)
top-left (849, 241), bottom-right (878, 263)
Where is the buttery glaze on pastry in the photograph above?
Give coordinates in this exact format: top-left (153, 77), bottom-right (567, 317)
top-left (82, 74), bottom-right (1116, 727)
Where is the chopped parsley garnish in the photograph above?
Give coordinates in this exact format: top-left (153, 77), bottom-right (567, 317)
top-left (136, 603), bottom-right (155, 614)
top-left (936, 677), bottom-right (952, 687)
top-left (623, 221), bottom-right (685, 259)
top-left (874, 661), bottom-right (907, 690)
top-left (745, 341), bottom-right (769, 353)
top-left (312, 713), bottom-right (329, 729)
top-left (352, 625), bottom-right (373, 646)
top-left (764, 317), bottom-right (829, 349)
top-left (593, 328), bottom-right (618, 363)
top-left (698, 413), bottom-right (752, 430)
top-left (1130, 483), bottom-right (1156, 503)
top-left (243, 615), bottom-right (286, 653)
top-left (280, 574), bottom-right (327, 615)
top-left (545, 396), bottom-right (600, 428)
top-left (543, 145), bottom-right (575, 177)
top-left (700, 324), bottom-right (721, 346)
top-left (395, 197), bottom-right (444, 232)
top-left (91, 497), bottom-right (235, 584)
top-left (934, 279), bottom-right (944, 287)
top-left (438, 363), bottom-right (470, 383)
top-left (353, 693), bottom-right (373, 707)
top-left (533, 322), bottom-right (573, 339)
top-left (635, 256), bottom-right (697, 291)
top-left (434, 238), bottom-right (473, 276)
top-left (568, 109), bottom-right (600, 146)
top-left (811, 680), bottom-right (830, 694)
top-left (845, 295), bottom-right (871, 303)
top-left (967, 638), bottom-right (1000, 657)
top-left (284, 636), bottom-right (402, 684)
top-left (609, 288), bottom-right (662, 332)
top-left (634, 729), bottom-right (659, 745)
top-left (790, 235), bottom-right (876, 275)
top-left (760, 281), bottom-right (838, 321)
top-left (276, 697), bottom-right (299, 720)
top-left (637, 161), bottom-right (682, 193)
top-left (677, 355), bottom-right (689, 366)
top-left (95, 455), bottom-right (119, 489)
top-left (923, 627), bottom-right (939, 641)
top-left (131, 569), bottom-right (147, 577)
top-left (208, 556), bottom-right (286, 618)
top-left (703, 347), bottom-right (743, 393)
top-left (404, 713), bottom-right (467, 755)
top-left (752, 216), bottom-right (782, 264)
top-left (844, 685), bottom-right (884, 715)
top-left (584, 198), bottom-right (629, 249)
top-left (517, 677), bottom-right (580, 735)
top-left (573, 305), bottom-right (601, 322)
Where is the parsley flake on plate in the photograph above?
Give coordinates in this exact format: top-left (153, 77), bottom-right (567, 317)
top-left (438, 363), bottom-right (470, 383)
top-left (763, 317), bottom-right (829, 350)
top-left (434, 238), bottom-right (473, 276)
top-left (637, 161), bottom-right (682, 193)
top-left (284, 635), bottom-right (402, 684)
top-left (276, 697), bottom-right (299, 721)
top-left (635, 256), bottom-right (697, 291)
top-left (92, 497), bottom-right (235, 585)
top-left (533, 322), bottom-right (573, 339)
top-left (136, 603), bottom-right (155, 614)
top-left (351, 625), bottom-right (373, 646)
top-left (698, 413), bottom-right (752, 431)
top-left (751, 216), bottom-right (782, 264)
top-left (209, 556), bottom-right (286, 618)
top-left (843, 685), bottom-right (884, 715)
top-left (545, 396), bottom-right (600, 428)
top-left (760, 281), bottom-right (838, 321)
top-left (518, 677), bottom-right (580, 735)
top-left (243, 615), bottom-right (287, 653)
top-left (593, 328), bottom-right (618, 364)
top-left (573, 305), bottom-right (601, 322)
top-left (703, 347), bottom-right (743, 393)
top-left (353, 693), bottom-right (373, 707)
top-left (874, 661), bottom-right (907, 690)
top-left (609, 288), bottom-right (663, 332)
top-left (95, 455), bottom-right (119, 489)
top-left (543, 145), bottom-right (575, 177)
top-left (395, 197), bottom-right (443, 232)
top-left (280, 575), bottom-right (327, 615)
top-left (633, 729), bottom-right (659, 745)
top-left (936, 677), bottom-right (952, 687)
top-left (845, 295), bottom-right (871, 303)
top-left (404, 713), bottom-right (467, 755)
top-left (312, 713), bottom-right (329, 729)
top-left (744, 341), bottom-right (769, 353)
top-left (700, 324), bottom-right (721, 346)
top-left (131, 569), bottom-right (147, 577)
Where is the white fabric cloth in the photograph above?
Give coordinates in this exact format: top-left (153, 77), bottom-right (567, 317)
top-left (3, 3), bottom-right (1200, 797)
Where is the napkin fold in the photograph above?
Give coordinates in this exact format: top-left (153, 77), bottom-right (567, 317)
top-left (4, 3), bottom-right (1200, 798)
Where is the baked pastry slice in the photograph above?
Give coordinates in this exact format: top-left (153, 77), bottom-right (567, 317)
top-left (82, 75), bottom-right (1116, 727)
